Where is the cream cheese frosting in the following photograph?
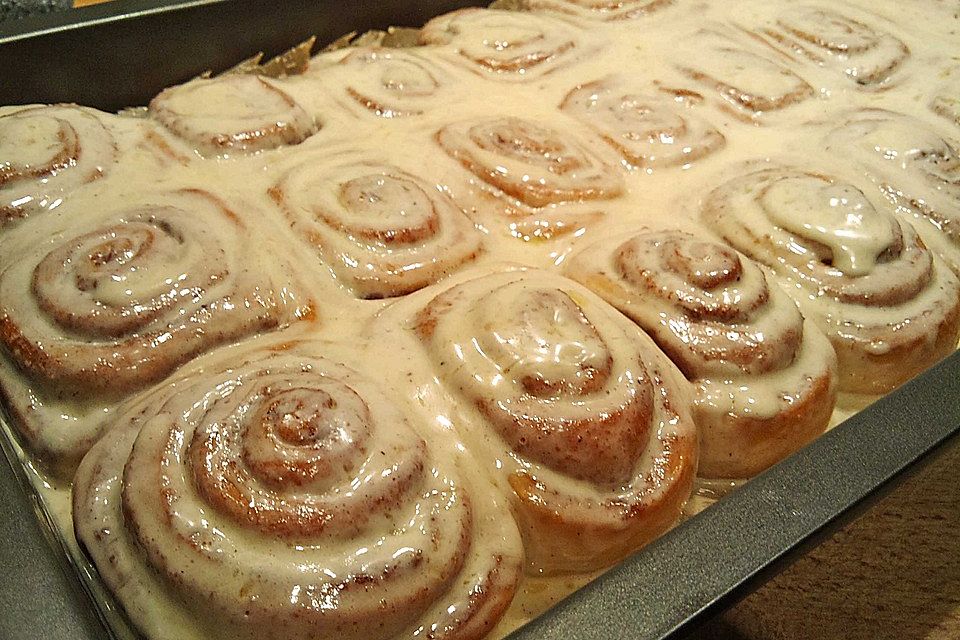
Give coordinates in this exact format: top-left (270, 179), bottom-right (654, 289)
top-left (0, 0), bottom-right (957, 638)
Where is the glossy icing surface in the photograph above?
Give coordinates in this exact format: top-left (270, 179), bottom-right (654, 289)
top-left (0, 0), bottom-right (958, 638)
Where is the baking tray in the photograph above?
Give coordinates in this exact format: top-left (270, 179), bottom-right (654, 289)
top-left (1, 2), bottom-right (959, 639)
top-left (0, 1), bottom-right (72, 23)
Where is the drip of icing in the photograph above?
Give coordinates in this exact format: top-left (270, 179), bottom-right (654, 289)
top-left (478, 285), bottom-right (609, 396)
top-left (761, 176), bottom-right (894, 276)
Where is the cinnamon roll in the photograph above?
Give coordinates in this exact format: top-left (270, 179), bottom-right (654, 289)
top-left (825, 109), bottom-right (960, 275)
top-left (560, 77), bottom-right (725, 169)
top-left (524, 0), bottom-right (673, 21)
top-left (413, 269), bottom-right (697, 573)
top-left (0, 189), bottom-right (309, 472)
top-left (760, 7), bottom-right (909, 89)
top-left (333, 48), bottom-right (449, 118)
top-left (931, 67), bottom-right (960, 128)
top-left (437, 116), bottom-right (623, 239)
top-left (677, 30), bottom-right (814, 124)
top-left (565, 230), bottom-right (837, 478)
top-left (419, 8), bottom-right (583, 82)
top-left (73, 340), bottom-right (522, 640)
top-left (0, 105), bottom-right (115, 227)
top-left (150, 74), bottom-right (317, 155)
top-left (270, 155), bottom-right (482, 298)
top-left (702, 167), bottom-right (960, 394)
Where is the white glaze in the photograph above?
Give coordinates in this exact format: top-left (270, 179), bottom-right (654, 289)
top-left (0, 0), bottom-right (955, 638)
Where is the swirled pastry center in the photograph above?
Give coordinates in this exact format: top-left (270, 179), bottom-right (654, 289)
top-left (781, 9), bottom-right (880, 54)
top-left (859, 120), bottom-right (960, 192)
top-left (471, 119), bottom-right (583, 176)
top-left (33, 213), bottom-right (221, 338)
top-left (165, 77), bottom-right (291, 123)
top-left (615, 97), bottom-right (689, 141)
top-left (615, 234), bottom-right (768, 322)
top-left (660, 237), bottom-right (741, 289)
top-left (240, 384), bottom-right (369, 489)
top-left (337, 49), bottom-right (445, 118)
top-left (379, 63), bottom-right (435, 96)
top-left (417, 275), bottom-right (660, 489)
top-left (420, 9), bottom-right (579, 78)
top-left (479, 288), bottom-right (612, 398)
top-left (335, 174), bottom-right (439, 243)
top-left (0, 115), bottom-right (75, 178)
top-left (460, 22), bottom-right (567, 72)
top-left (186, 371), bottom-right (417, 538)
top-left (561, 78), bottom-right (724, 168)
top-left (760, 176), bottom-right (894, 275)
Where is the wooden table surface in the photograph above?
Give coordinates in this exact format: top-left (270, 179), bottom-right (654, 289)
top-left (705, 439), bottom-right (960, 640)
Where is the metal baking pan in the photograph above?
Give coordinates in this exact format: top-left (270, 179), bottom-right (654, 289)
top-left (1, 2), bottom-right (959, 639)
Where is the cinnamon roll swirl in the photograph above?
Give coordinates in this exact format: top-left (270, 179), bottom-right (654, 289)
top-left (150, 74), bottom-right (317, 155)
top-left (270, 155), bottom-right (482, 298)
top-left (761, 7), bottom-right (909, 89)
top-left (437, 116), bottom-right (623, 239)
top-left (560, 78), bottom-right (725, 169)
top-left (931, 67), bottom-right (960, 128)
top-left (0, 189), bottom-right (309, 472)
top-left (334, 48), bottom-right (448, 118)
top-left (702, 167), bottom-right (960, 394)
top-left (677, 31), bottom-right (814, 124)
top-left (565, 230), bottom-right (837, 478)
top-left (0, 105), bottom-right (115, 227)
top-left (419, 8), bottom-right (583, 82)
top-left (524, 0), bottom-right (673, 21)
top-left (825, 110), bottom-right (960, 275)
top-left (413, 269), bottom-right (697, 573)
top-left (73, 340), bottom-right (522, 640)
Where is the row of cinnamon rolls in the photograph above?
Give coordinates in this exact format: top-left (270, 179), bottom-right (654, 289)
top-left (72, 269), bottom-right (699, 639)
top-left (0, 159), bottom-right (958, 464)
top-left (4, 138), bottom-right (957, 474)
top-left (2, 2), bottom-right (956, 229)
top-left (2, 65), bottom-right (959, 467)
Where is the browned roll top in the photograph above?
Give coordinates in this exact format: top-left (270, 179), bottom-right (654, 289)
top-left (566, 230), bottom-right (838, 477)
top-left (73, 341), bottom-right (523, 640)
top-left (703, 166), bottom-right (960, 394)
top-left (413, 269), bottom-right (697, 572)
top-left (0, 105), bottom-right (115, 227)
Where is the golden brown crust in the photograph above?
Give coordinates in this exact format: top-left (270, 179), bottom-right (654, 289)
top-left (830, 296), bottom-right (960, 394)
top-left (507, 430), bottom-right (696, 569)
top-left (696, 368), bottom-right (836, 478)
